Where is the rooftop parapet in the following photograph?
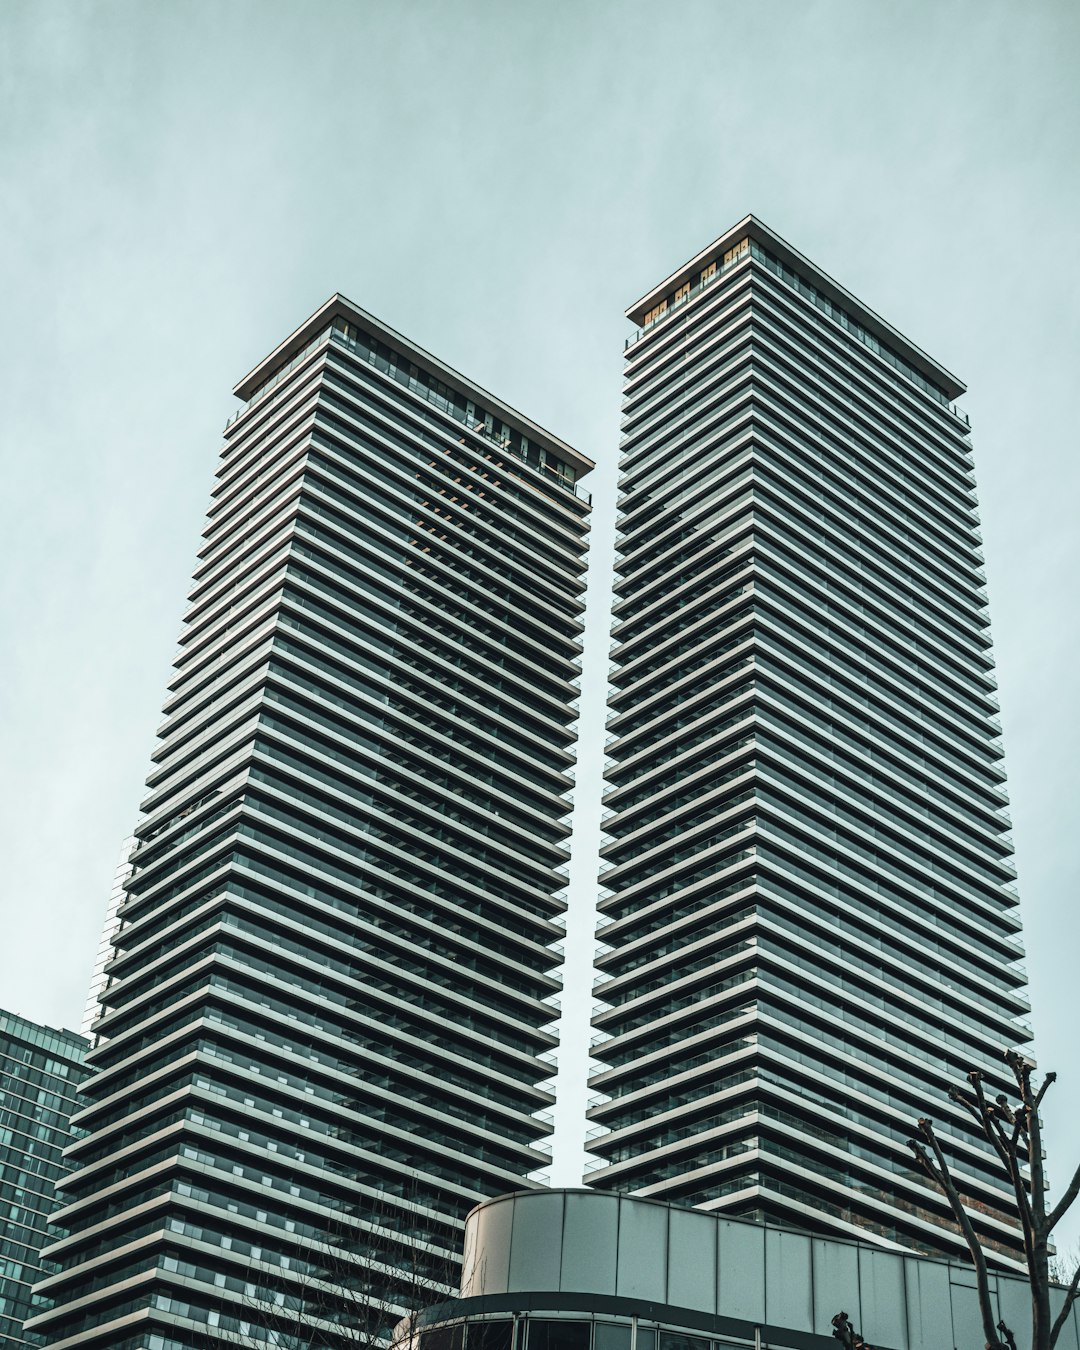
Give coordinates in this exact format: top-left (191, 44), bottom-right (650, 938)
top-left (626, 215), bottom-right (967, 410)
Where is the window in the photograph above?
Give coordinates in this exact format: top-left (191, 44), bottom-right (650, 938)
top-left (659, 1335), bottom-right (709, 1350)
top-left (595, 1325), bottom-right (632, 1350)
top-left (528, 1322), bottom-right (591, 1350)
top-left (426, 1325), bottom-right (465, 1350)
top-left (723, 238), bottom-right (749, 267)
top-left (469, 1321), bottom-right (514, 1350)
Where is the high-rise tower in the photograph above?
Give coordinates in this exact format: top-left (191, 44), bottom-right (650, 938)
top-left (0, 1011), bottom-right (87, 1348)
top-left (30, 298), bottom-right (591, 1349)
top-left (586, 218), bottom-right (1030, 1265)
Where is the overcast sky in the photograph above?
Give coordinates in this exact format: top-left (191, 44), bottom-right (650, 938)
top-left (1, 0), bottom-right (1077, 1243)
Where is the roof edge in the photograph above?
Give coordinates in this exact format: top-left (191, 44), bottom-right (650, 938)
top-left (232, 295), bottom-right (594, 475)
top-left (626, 215), bottom-right (966, 401)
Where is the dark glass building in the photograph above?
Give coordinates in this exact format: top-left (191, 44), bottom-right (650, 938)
top-left (29, 297), bottom-right (591, 1349)
top-left (587, 217), bottom-right (1031, 1265)
top-left (0, 1010), bottom-right (87, 1347)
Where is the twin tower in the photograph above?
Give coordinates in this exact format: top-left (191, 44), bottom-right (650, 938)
top-left (31, 216), bottom-right (1029, 1349)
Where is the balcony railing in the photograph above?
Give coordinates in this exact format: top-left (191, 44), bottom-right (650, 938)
top-left (626, 239), bottom-right (972, 428)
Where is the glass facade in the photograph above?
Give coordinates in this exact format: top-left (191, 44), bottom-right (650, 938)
top-left (0, 1010), bottom-right (88, 1347)
top-left (587, 218), bottom-right (1030, 1264)
top-left (29, 298), bottom-right (591, 1349)
top-left (421, 1317), bottom-right (696, 1350)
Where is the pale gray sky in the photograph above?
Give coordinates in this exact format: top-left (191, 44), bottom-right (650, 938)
top-left (1, 0), bottom-right (1077, 1242)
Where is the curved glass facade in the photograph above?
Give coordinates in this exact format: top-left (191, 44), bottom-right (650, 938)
top-left (587, 219), bottom-right (1030, 1264)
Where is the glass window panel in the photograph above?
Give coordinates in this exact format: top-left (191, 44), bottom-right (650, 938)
top-left (527, 1321), bottom-right (591, 1350)
top-left (469, 1321), bottom-right (514, 1350)
top-left (426, 1327), bottom-right (465, 1350)
top-left (659, 1336), bottom-right (708, 1350)
top-left (595, 1325), bottom-right (631, 1350)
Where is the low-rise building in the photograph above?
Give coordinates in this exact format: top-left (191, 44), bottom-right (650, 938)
top-left (407, 1188), bottom-right (1080, 1350)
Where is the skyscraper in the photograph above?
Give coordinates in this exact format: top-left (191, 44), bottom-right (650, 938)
top-left (0, 1010), bottom-right (87, 1348)
top-left (29, 297), bottom-right (591, 1349)
top-left (587, 217), bottom-right (1030, 1265)
top-left (81, 838), bottom-right (134, 1041)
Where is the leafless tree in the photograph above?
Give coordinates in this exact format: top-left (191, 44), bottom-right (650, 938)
top-left (192, 1184), bottom-right (468, 1350)
top-left (907, 1050), bottom-right (1080, 1350)
top-left (1050, 1246), bottom-right (1080, 1287)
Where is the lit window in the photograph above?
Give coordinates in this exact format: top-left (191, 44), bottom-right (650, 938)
top-left (724, 237), bottom-right (750, 267)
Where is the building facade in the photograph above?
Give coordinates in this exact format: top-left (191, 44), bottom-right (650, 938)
top-left (81, 837), bottom-right (135, 1042)
top-left (587, 218), bottom-right (1030, 1264)
top-left (408, 1188), bottom-right (1080, 1350)
top-left (28, 298), bottom-right (591, 1350)
top-left (0, 1010), bottom-right (87, 1347)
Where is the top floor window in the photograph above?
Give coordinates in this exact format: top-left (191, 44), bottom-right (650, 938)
top-left (723, 238), bottom-right (750, 267)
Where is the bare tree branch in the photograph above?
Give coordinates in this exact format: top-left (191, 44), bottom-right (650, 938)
top-left (954, 1077), bottom-right (1015, 1178)
top-left (187, 1178), bottom-right (467, 1350)
top-left (1034, 1074), bottom-right (1058, 1113)
top-left (1049, 1263), bottom-right (1080, 1350)
top-left (969, 1071), bottom-right (1037, 1260)
top-left (1048, 1161), bottom-right (1080, 1235)
top-left (913, 1117), bottom-right (1006, 1350)
top-left (913, 1053), bottom-right (1080, 1350)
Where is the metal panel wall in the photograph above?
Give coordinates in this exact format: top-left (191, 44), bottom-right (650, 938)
top-left (563, 1191), bottom-right (619, 1296)
top-left (459, 1190), bottom-right (1080, 1350)
top-left (668, 1207), bottom-right (718, 1314)
top-left (508, 1191), bottom-right (565, 1294)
